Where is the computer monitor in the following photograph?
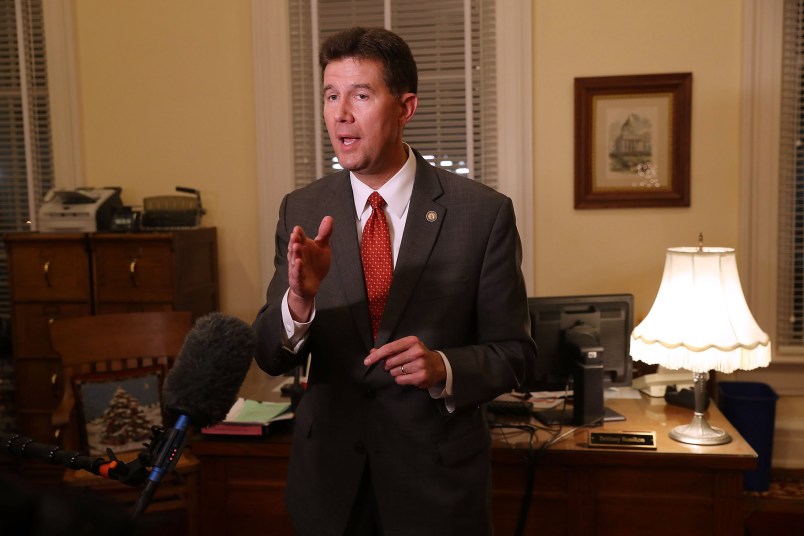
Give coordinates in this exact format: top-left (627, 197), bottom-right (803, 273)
top-left (526, 294), bottom-right (634, 425)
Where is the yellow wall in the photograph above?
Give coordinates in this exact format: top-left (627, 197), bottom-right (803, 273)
top-left (70, 0), bottom-right (744, 324)
top-left (533, 0), bottom-right (743, 321)
top-left (72, 0), bottom-right (260, 320)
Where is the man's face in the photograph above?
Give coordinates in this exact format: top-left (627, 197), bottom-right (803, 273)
top-left (323, 58), bottom-right (417, 187)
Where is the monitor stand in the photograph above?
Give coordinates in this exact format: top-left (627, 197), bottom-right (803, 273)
top-left (534, 406), bottom-right (625, 426)
top-left (538, 351), bottom-right (626, 426)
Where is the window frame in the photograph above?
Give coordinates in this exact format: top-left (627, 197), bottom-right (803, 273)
top-left (737, 0), bottom-right (804, 396)
top-left (0, 0), bottom-right (78, 321)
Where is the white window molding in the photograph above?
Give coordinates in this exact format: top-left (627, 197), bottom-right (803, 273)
top-left (252, 0), bottom-right (296, 292)
top-left (495, 1), bottom-right (533, 292)
top-left (739, 0), bottom-right (804, 374)
top-left (42, 0), bottom-right (83, 189)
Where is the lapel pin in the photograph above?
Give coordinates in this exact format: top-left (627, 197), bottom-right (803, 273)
top-left (426, 211), bottom-right (438, 222)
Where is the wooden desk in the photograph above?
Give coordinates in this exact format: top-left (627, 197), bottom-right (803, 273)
top-left (492, 395), bottom-right (757, 535)
top-left (191, 395), bottom-right (756, 535)
top-left (192, 424), bottom-right (294, 536)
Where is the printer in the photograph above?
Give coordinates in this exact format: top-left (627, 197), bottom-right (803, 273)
top-left (38, 187), bottom-right (123, 233)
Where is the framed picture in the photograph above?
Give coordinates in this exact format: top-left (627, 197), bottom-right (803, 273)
top-left (574, 72), bottom-right (692, 209)
top-left (72, 366), bottom-right (165, 455)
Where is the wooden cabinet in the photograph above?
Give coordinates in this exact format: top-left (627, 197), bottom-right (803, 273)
top-left (91, 228), bottom-right (218, 318)
top-left (3, 229), bottom-right (218, 449)
top-left (4, 233), bottom-right (92, 445)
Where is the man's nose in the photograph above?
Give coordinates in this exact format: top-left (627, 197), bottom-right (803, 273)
top-left (334, 99), bottom-right (353, 122)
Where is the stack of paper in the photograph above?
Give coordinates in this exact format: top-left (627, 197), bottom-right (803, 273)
top-left (201, 398), bottom-right (292, 436)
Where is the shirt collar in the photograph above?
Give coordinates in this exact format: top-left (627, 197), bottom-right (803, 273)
top-left (351, 145), bottom-right (416, 221)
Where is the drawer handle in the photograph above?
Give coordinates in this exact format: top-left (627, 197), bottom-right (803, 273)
top-left (51, 372), bottom-right (59, 399)
top-left (43, 260), bottom-right (52, 287)
top-left (129, 258), bottom-right (138, 287)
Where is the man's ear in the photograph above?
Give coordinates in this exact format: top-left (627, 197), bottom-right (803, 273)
top-left (399, 93), bottom-right (418, 126)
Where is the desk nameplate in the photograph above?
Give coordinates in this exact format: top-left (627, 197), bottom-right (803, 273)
top-left (588, 431), bottom-right (657, 450)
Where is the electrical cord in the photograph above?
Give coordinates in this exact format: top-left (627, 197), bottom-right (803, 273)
top-left (488, 385), bottom-right (602, 536)
top-left (489, 415), bottom-right (558, 536)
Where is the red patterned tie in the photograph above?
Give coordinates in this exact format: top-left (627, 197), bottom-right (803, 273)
top-left (361, 192), bottom-right (393, 339)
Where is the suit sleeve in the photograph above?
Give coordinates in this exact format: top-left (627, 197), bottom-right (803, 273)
top-left (253, 194), bottom-right (313, 376)
top-left (443, 197), bottom-right (537, 410)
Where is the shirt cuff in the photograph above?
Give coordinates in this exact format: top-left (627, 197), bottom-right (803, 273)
top-left (281, 288), bottom-right (314, 353)
top-left (428, 350), bottom-right (455, 413)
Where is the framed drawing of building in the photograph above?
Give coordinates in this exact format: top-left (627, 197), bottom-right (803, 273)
top-left (574, 72), bottom-right (692, 209)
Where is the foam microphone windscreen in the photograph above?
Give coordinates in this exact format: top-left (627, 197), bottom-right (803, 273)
top-left (162, 312), bottom-right (256, 428)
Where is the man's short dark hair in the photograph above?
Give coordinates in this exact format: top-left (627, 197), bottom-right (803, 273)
top-left (319, 27), bottom-right (418, 96)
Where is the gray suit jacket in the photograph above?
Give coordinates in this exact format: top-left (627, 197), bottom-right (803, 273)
top-left (253, 149), bottom-right (537, 536)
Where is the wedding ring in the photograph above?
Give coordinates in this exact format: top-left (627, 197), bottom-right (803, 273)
top-left (400, 364), bottom-right (407, 375)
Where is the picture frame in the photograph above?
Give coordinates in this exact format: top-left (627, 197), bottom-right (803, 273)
top-left (72, 366), bottom-right (165, 456)
top-left (574, 72), bottom-right (692, 209)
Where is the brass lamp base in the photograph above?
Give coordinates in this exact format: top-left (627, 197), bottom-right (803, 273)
top-left (669, 412), bottom-right (732, 445)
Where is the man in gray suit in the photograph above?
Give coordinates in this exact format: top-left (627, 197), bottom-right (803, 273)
top-left (253, 27), bottom-right (537, 536)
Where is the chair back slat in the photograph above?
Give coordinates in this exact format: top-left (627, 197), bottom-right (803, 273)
top-left (50, 312), bottom-right (192, 367)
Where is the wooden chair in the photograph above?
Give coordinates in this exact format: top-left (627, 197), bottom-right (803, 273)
top-left (49, 311), bottom-right (199, 536)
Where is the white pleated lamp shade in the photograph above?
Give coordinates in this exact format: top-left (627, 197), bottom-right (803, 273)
top-left (630, 247), bottom-right (771, 374)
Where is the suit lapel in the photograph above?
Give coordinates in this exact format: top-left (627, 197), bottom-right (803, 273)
top-left (326, 173), bottom-right (375, 348)
top-left (375, 151), bottom-right (445, 346)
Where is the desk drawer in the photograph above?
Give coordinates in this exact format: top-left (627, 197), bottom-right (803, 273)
top-left (595, 466), bottom-right (713, 499)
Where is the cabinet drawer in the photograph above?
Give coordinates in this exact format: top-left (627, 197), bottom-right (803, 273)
top-left (12, 303), bottom-right (93, 357)
top-left (13, 357), bottom-right (61, 410)
top-left (15, 410), bottom-right (61, 446)
top-left (94, 302), bottom-right (173, 315)
top-left (7, 239), bottom-right (90, 301)
top-left (93, 242), bottom-right (176, 302)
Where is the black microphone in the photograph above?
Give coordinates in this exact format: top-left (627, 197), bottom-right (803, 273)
top-left (132, 312), bottom-right (256, 518)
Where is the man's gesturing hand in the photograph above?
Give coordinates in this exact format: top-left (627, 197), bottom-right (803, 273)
top-left (287, 216), bottom-right (333, 321)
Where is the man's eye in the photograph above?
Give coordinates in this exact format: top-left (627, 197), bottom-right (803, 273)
top-left (356, 93), bottom-right (368, 100)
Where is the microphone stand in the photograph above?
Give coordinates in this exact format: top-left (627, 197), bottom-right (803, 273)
top-left (0, 431), bottom-right (151, 487)
top-left (280, 365), bottom-right (305, 411)
top-left (2, 424), bottom-right (184, 521)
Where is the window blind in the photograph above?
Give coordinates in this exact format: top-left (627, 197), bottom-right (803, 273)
top-left (0, 0), bottom-right (53, 320)
top-left (289, 0), bottom-right (497, 190)
top-left (778, 0), bottom-right (804, 347)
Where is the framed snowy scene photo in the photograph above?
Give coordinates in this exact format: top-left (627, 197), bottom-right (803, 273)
top-left (73, 366), bottom-right (165, 455)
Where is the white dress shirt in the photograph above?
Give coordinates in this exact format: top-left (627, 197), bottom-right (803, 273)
top-left (280, 146), bottom-right (454, 405)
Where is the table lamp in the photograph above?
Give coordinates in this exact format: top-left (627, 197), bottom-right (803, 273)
top-left (630, 240), bottom-right (772, 445)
